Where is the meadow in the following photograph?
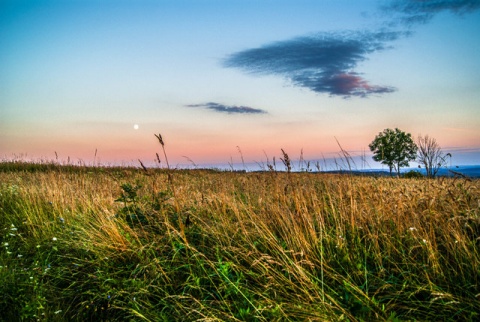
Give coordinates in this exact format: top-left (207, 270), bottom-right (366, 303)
top-left (0, 161), bottom-right (479, 321)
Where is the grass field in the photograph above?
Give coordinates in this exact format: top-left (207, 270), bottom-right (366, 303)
top-left (0, 161), bottom-right (479, 321)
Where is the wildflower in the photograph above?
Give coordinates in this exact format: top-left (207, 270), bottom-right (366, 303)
top-left (52, 237), bottom-right (57, 241)
top-left (409, 227), bottom-right (417, 231)
top-left (17, 254), bottom-right (23, 258)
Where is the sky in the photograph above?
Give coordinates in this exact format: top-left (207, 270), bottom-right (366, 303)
top-left (1, 0), bottom-right (480, 170)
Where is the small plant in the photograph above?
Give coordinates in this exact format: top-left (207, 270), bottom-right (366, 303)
top-left (115, 183), bottom-right (148, 227)
top-left (280, 149), bottom-right (292, 173)
top-left (154, 133), bottom-right (186, 235)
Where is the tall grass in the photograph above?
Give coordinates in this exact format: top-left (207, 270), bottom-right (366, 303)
top-left (0, 162), bottom-right (479, 321)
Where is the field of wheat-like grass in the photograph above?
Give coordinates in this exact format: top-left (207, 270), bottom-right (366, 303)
top-left (0, 162), bottom-right (479, 321)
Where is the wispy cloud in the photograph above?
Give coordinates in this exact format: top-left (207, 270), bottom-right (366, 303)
top-left (187, 102), bottom-right (267, 114)
top-left (382, 0), bottom-right (480, 26)
top-left (223, 0), bottom-right (480, 98)
top-left (224, 31), bottom-right (402, 97)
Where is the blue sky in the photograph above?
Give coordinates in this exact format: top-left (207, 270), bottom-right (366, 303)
top-left (1, 0), bottom-right (479, 168)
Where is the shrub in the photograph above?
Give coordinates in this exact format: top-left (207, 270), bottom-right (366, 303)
top-left (403, 170), bottom-right (423, 178)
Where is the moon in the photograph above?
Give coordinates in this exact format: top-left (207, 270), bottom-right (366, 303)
top-left (133, 124), bottom-right (139, 130)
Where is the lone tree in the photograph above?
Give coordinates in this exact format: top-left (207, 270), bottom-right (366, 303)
top-left (369, 128), bottom-right (418, 176)
top-left (417, 134), bottom-right (450, 178)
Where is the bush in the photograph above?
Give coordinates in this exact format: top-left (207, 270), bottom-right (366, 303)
top-left (403, 170), bottom-right (423, 178)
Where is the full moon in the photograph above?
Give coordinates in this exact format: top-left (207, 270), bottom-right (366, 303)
top-left (133, 124), bottom-right (139, 130)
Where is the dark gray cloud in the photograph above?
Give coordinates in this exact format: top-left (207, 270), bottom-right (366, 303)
top-left (187, 102), bottom-right (267, 114)
top-left (383, 0), bottom-right (480, 26)
top-left (224, 31), bottom-right (402, 97)
top-left (223, 1), bottom-right (480, 98)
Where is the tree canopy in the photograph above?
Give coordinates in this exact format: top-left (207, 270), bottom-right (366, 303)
top-left (369, 128), bottom-right (418, 176)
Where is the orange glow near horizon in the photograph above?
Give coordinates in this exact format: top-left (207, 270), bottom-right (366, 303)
top-left (4, 125), bottom-right (478, 168)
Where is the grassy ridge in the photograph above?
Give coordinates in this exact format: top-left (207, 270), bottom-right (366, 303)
top-left (0, 163), bottom-right (479, 321)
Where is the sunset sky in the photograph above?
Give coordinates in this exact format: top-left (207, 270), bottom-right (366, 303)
top-left (1, 0), bottom-right (480, 169)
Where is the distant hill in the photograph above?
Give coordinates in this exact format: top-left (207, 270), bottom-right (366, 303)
top-left (432, 165), bottom-right (480, 178)
top-left (343, 166), bottom-right (480, 178)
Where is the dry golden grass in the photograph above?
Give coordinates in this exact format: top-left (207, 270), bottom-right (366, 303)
top-left (0, 165), bottom-right (479, 321)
